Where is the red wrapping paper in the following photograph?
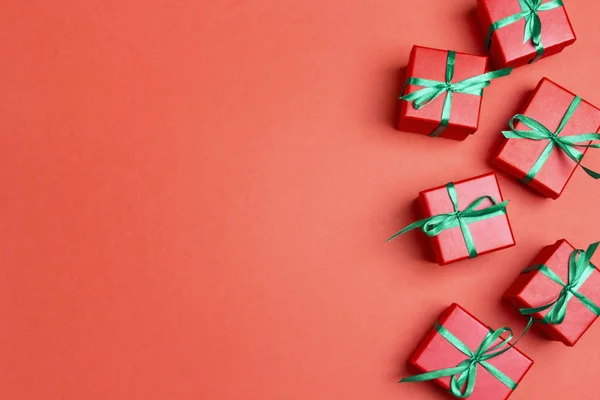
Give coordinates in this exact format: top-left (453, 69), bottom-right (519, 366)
top-left (476, 0), bottom-right (576, 68)
top-left (418, 172), bottom-right (515, 265)
top-left (493, 78), bottom-right (600, 199)
top-left (409, 303), bottom-right (533, 400)
top-left (398, 45), bottom-right (488, 141)
top-left (504, 239), bottom-right (600, 346)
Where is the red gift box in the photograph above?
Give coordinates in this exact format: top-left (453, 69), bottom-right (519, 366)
top-left (417, 172), bottom-right (515, 265)
top-left (477, 0), bottom-right (576, 68)
top-left (407, 303), bottom-right (533, 400)
top-left (398, 45), bottom-right (489, 141)
top-left (504, 239), bottom-right (600, 346)
top-left (493, 78), bottom-right (600, 199)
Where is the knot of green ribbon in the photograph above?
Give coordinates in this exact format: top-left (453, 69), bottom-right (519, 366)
top-left (485, 0), bottom-right (564, 63)
top-left (387, 182), bottom-right (509, 259)
top-left (400, 320), bottom-right (531, 398)
top-left (400, 50), bottom-right (512, 137)
top-left (520, 242), bottom-right (600, 325)
top-left (502, 95), bottom-right (600, 184)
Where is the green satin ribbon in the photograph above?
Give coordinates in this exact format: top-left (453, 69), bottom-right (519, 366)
top-left (400, 51), bottom-right (512, 137)
top-left (485, 0), bottom-right (564, 63)
top-left (502, 95), bottom-right (600, 184)
top-left (387, 182), bottom-right (508, 259)
top-left (400, 320), bottom-right (532, 398)
top-left (519, 242), bottom-right (600, 325)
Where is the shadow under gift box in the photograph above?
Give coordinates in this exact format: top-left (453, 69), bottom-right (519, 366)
top-left (418, 172), bottom-right (515, 265)
top-left (408, 303), bottom-right (533, 400)
top-left (504, 239), bottom-right (600, 346)
top-left (493, 78), bottom-right (600, 199)
top-left (398, 45), bottom-right (488, 141)
top-left (476, 0), bottom-right (576, 68)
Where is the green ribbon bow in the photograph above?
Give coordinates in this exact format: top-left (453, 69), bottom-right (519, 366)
top-left (387, 182), bottom-right (509, 259)
top-left (502, 95), bottom-right (600, 184)
top-left (400, 50), bottom-right (512, 137)
top-left (400, 320), bottom-right (531, 398)
top-left (485, 0), bottom-right (564, 63)
top-left (519, 242), bottom-right (600, 325)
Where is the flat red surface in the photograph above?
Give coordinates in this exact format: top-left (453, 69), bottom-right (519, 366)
top-left (1, 0), bottom-right (600, 399)
top-left (411, 304), bottom-right (533, 400)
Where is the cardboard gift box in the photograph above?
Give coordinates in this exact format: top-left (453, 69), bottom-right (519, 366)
top-left (398, 46), bottom-right (493, 141)
top-left (493, 78), bottom-right (600, 199)
top-left (404, 303), bottom-right (533, 400)
top-left (477, 0), bottom-right (576, 68)
top-left (504, 239), bottom-right (600, 346)
top-left (398, 172), bottom-right (515, 265)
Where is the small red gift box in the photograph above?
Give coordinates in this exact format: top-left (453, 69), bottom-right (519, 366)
top-left (406, 303), bottom-right (533, 400)
top-left (477, 0), bottom-right (576, 68)
top-left (504, 239), bottom-right (600, 346)
top-left (398, 45), bottom-right (489, 141)
top-left (417, 172), bottom-right (515, 265)
top-left (493, 78), bottom-right (600, 199)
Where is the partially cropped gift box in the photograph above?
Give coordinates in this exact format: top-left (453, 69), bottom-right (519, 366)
top-left (505, 239), bottom-right (600, 346)
top-left (493, 78), bottom-right (600, 199)
top-left (477, 0), bottom-right (576, 68)
top-left (398, 45), bottom-right (511, 140)
top-left (388, 172), bottom-right (515, 265)
top-left (401, 303), bottom-right (533, 400)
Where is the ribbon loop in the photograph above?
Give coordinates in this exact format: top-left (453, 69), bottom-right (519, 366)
top-left (400, 50), bottom-right (512, 137)
top-left (520, 242), bottom-right (600, 325)
top-left (502, 95), bottom-right (600, 183)
top-left (387, 182), bottom-right (508, 259)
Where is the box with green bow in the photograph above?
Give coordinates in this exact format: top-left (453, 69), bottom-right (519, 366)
top-left (400, 303), bottom-right (533, 399)
top-left (398, 46), bottom-right (511, 140)
top-left (505, 239), bottom-right (600, 346)
top-left (477, 0), bottom-right (576, 68)
top-left (493, 78), bottom-right (600, 199)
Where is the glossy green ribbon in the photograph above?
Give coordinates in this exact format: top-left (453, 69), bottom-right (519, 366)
top-left (400, 51), bottom-right (512, 137)
top-left (519, 242), bottom-right (600, 325)
top-left (502, 95), bottom-right (600, 184)
top-left (400, 320), bottom-right (531, 398)
top-left (387, 182), bottom-right (508, 259)
top-left (485, 0), bottom-right (564, 63)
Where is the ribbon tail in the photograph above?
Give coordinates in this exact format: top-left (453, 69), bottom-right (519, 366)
top-left (386, 219), bottom-right (427, 242)
top-left (581, 165), bottom-right (600, 179)
top-left (386, 213), bottom-right (445, 242)
top-left (558, 142), bottom-right (600, 179)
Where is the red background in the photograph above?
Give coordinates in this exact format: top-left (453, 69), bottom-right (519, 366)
top-left (1, 0), bottom-right (599, 399)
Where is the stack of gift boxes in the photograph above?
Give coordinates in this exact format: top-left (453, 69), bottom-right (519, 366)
top-left (391, 1), bottom-right (600, 399)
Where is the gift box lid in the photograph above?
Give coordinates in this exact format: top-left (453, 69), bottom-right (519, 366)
top-left (403, 45), bottom-right (488, 131)
top-left (419, 172), bottom-right (515, 264)
top-left (507, 239), bottom-right (600, 345)
top-left (478, 0), bottom-right (576, 67)
top-left (495, 78), bottom-right (600, 198)
top-left (410, 303), bottom-right (533, 400)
